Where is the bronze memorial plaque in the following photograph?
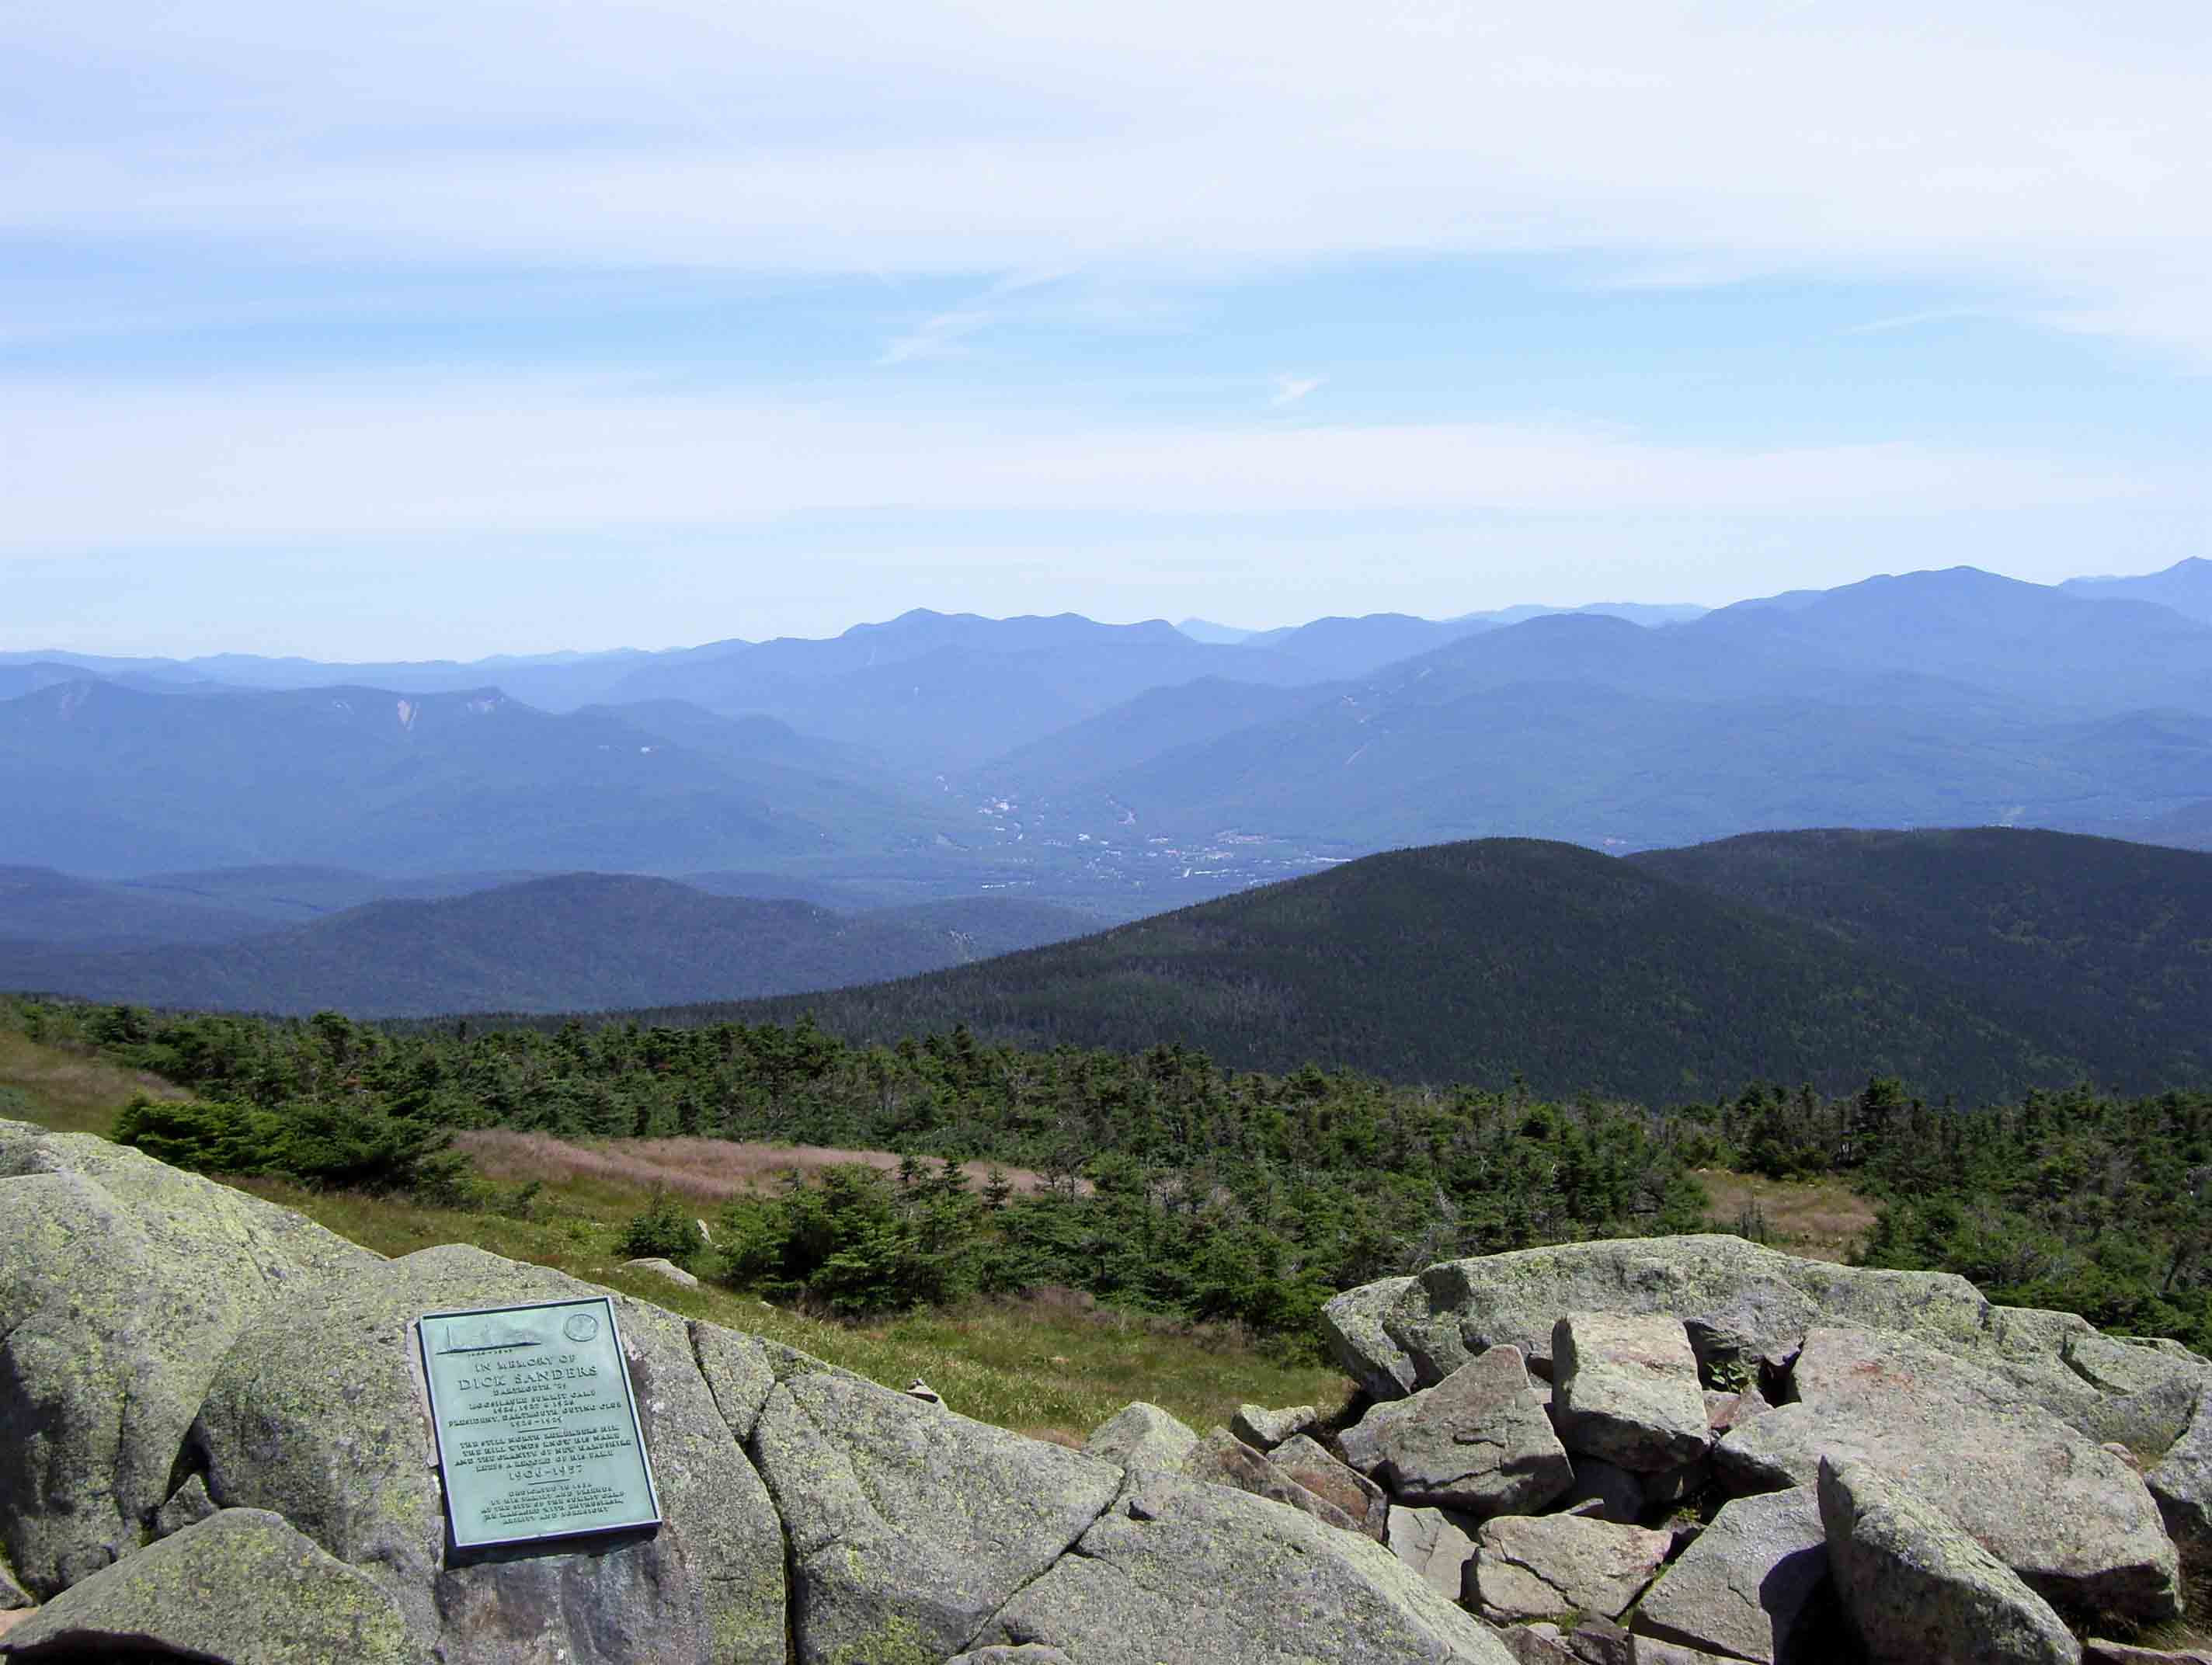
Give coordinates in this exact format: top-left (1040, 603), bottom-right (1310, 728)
top-left (417, 1295), bottom-right (663, 1549)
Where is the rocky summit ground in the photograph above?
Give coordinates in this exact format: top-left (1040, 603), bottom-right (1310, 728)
top-left (7, 1118), bottom-right (2212, 1665)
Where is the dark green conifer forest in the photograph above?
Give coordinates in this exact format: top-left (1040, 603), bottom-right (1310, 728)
top-left (18, 995), bottom-right (2212, 1357)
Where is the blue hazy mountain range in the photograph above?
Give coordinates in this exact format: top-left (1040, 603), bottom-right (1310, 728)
top-left (2, 562), bottom-right (2208, 911)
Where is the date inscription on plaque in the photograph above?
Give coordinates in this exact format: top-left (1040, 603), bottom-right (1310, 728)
top-left (418, 1296), bottom-right (663, 1549)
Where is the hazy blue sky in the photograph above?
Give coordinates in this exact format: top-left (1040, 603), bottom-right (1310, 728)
top-left (4, 1), bottom-right (2207, 658)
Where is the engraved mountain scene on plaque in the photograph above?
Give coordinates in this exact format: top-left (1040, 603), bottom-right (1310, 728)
top-left (417, 1295), bottom-right (663, 1549)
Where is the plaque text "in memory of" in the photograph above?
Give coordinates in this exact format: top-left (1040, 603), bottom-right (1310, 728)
top-left (417, 1295), bottom-right (663, 1549)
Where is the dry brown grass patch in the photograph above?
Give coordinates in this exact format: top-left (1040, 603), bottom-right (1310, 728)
top-left (1696, 1168), bottom-right (1878, 1263)
top-left (454, 1129), bottom-right (1075, 1205)
top-left (0, 1030), bottom-right (187, 1135)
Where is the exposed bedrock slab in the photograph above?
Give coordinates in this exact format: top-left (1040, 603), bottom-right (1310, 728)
top-left (0, 1120), bottom-right (377, 1600)
top-left (1084, 1400), bottom-right (1201, 1476)
top-left (975, 1475), bottom-right (1516, 1664)
top-left (1340, 1346), bottom-right (1573, 1517)
top-left (751, 1366), bottom-right (1122, 1665)
top-left (1270, 1433), bottom-right (1389, 1540)
top-left (1631, 1485), bottom-right (1828, 1665)
top-left (1552, 1314), bottom-right (1711, 1474)
top-left (1716, 1326), bottom-right (2179, 1622)
top-left (0, 1507), bottom-right (413, 1665)
top-left (191, 1242), bottom-right (787, 1665)
top-left (1818, 1455), bottom-right (2082, 1665)
top-left (1321, 1236), bottom-right (2209, 1434)
top-left (689, 1319), bottom-right (865, 1445)
top-left (1465, 1513), bottom-right (1671, 1625)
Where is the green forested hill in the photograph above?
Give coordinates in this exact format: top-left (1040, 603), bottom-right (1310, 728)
top-left (0, 875), bottom-right (1095, 1017)
top-left (669, 838), bottom-right (2114, 1104)
top-left (1629, 826), bottom-right (2212, 1084)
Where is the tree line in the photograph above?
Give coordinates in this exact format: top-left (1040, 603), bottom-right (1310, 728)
top-left (13, 996), bottom-right (2212, 1354)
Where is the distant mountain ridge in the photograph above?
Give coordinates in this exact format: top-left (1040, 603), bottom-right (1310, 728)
top-left (1003, 568), bottom-right (2212, 854)
top-left (2062, 556), bottom-right (2212, 624)
top-left (0, 677), bottom-right (962, 876)
top-left (9, 561), bottom-right (2212, 899)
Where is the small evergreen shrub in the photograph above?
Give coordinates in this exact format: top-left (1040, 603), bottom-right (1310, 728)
top-left (112, 1093), bottom-right (466, 1198)
top-left (618, 1187), bottom-right (703, 1266)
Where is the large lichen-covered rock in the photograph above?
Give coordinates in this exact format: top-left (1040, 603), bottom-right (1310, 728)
top-left (1550, 1313), bottom-right (1710, 1474)
top-left (1818, 1455), bottom-right (2082, 1665)
top-left (190, 1243), bottom-right (785, 1665)
top-left (1558, 1455), bottom-right (1643, 1524)
top-left (0, 1121), bottom-right (376, 1599)
top-left (1717, 1326), bottom-right (2179, 1622)
top-left (1321, 1235), bottom-right (2198, 1433)
top-left (1630, 1485), bottom-right (1828, 1665)
top-left (1321, 1275), bottom-right (1423, 1397)
top-left (1388, 1504), bottom-right (1480, 1601)
top-left (1465, 1512), bottom-right (1670, 1625)
top-left (1270, 1434), bottom-right (1389, 1541)
top-left (1231, 1403), bottom-right (1319, 1451)
top-left (1484, 1622), bottom-right (1576, 1663)
top-left (690, 1319), bottom-right (865, 1444)
top-left (974, 1473), bottom-right (1516, 1664)
top-left (750, 1364), bottom-right (1122, 1665)
top-left (2146, 1382), bottom-right (2212, 1544)
top-left (2081, 1643), bottom-right (2212, 1664)
top-left (0, 1507), bottom-right (413, 1664)
top-left (0, 1121), bottom-right (373, 1285)
top-left (1635, 1642), bottom-right (1755, 1665)
top-left (1181, 1427), bottom-right (1363, 1535)
top-left (2067, 1332), bottom-right (2212, 1396)
top-left (1084, 1401), bottom-right (1201, 1476)
top-left (1339, 1346), bottom-right (1572, 1517)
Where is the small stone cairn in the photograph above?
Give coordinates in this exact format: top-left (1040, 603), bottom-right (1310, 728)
top-left (1079, 1236), bottom-right (2212, 1665)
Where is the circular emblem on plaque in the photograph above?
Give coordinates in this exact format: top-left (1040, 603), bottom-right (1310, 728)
top-left (563, 1311), bottom-right (600, 1343)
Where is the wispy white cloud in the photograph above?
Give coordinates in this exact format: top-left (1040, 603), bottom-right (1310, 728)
top-left (878, 308), bottom-right (990, 364)
top-left (1270, 374), bottom-right (1325, 407)
top-left (3, 2), bottom-right (2209, 357)
top-left (0, 370), bottom-right (2162, 554)
top-left (1844, 308), bottom-right (2001, 338)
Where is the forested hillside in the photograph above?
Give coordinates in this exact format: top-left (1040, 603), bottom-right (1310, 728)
top-left (11, 829), bottom-right (2202, 1101)
top-left (1631, 827), bottom-right (2212, 1083)
top-left (687, 828), bottom-right (2211, 1101)
top-left (0, 875), bottom-right (1095, 1016)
